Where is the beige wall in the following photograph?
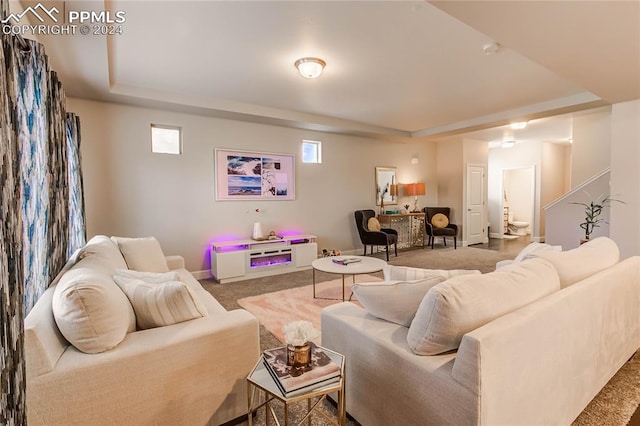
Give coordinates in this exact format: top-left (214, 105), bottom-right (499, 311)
top-left (610, 100), bottom-right (640, 259)
top-left (541, 142), bottom-right (570, 236)
top-left (68, 98), bottom-right (438, 272)
top-left (571, 107), bottom-right (612, 187)
top-left (436, 138), bottom-right (464, 228)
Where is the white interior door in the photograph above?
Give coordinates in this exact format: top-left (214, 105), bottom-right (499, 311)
top-left (466, 165), bottom-right (485, 245)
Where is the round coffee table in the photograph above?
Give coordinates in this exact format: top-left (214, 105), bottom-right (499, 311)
top-left (312, 256), bottom-right (387, 301)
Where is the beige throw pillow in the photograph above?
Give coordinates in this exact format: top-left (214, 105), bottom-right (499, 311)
top-left (115, 269), bottom-right (179, 283)
top-left (112, 236), bottom-right (170, 273)
top-left (431, 213), bottom-right (449, 228)
top-left (367, 217), bottom-right (381, 231)
top-left (407, 258), bottom-right (560, 355)
top-left (352, 276), bottom-right (447, 327)
top-left (383, 265), bottom-right (480, 281)
top-left (113, 276), bottom-right (208, 330)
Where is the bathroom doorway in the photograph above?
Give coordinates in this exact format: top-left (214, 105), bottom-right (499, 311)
top-left (502, 166), bottom-right (535, 238)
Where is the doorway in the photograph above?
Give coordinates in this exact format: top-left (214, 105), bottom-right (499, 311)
top-left (502, 166), bottom-right (535, 238)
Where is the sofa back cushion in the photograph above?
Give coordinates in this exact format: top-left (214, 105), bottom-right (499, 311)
top-left (533, 236), bottom-right (619, 288)
top-left (407, 258), bottom-right (560, 355)
top-left (52, 263), bottom-right (136, 354)
top-left (80, 235), bottom-right (128, 271)
top-left (112, 236), bottom-right (170, 273)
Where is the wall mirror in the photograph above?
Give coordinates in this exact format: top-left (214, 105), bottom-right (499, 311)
top-left (375, 166), bottom-right (397, 205)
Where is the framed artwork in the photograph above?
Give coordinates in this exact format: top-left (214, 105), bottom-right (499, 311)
top-left (215, 148), bottom-right (295, 200)
top-left (375, 166), bottom-right (397, 205)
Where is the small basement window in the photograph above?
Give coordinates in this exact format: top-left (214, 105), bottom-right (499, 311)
top-left (302, 140), bottom-right (322, 163)
top-left (151, 124), bottom-right (182, 154)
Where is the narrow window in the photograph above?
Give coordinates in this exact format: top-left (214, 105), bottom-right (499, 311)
top-left (302, 140), bottom-right (322, 163)
top-left (151, 124), bottom-right (182, 154)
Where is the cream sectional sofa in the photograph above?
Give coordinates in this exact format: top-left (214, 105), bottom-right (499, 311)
top-left (25, 235), bottom-right (260, 426)
top-left (322, 237), bottom-right (640, 426)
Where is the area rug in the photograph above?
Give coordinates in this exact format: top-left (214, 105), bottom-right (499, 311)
top-left (237, 275), bottom-right (381, 344)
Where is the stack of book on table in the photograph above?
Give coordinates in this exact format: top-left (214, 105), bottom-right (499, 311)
top-left (331, 257), bottom-right (361, 265)
top-left (262, 343), bottom-right (342, 397)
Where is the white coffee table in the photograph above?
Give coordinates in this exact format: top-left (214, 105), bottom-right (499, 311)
top-left (312, 256), bottom-right (387, 301)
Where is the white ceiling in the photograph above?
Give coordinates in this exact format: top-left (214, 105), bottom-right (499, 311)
top-left (13, 0), bottom-right (640, 142)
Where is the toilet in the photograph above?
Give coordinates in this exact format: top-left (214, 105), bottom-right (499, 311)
top-left (508, 211), bottom-right (529, 236)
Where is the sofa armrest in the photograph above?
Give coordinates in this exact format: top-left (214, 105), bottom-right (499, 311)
top-left (24, 287), bottom-right (69, 379)
top-left (165, 255), bottom-right (185, 270)
top-left (453, 256), bottom-right (640, 425)
top-left (29, 309), bottom-right (260, 425)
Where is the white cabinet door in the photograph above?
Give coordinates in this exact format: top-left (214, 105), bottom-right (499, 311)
top-left (211, 251), bottom-right (245, 280)
top-left (295, 243), bottom-right (318, 267)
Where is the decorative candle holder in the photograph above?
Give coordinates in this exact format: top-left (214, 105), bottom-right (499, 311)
top-left (286, 342), bottom-right (311, 376)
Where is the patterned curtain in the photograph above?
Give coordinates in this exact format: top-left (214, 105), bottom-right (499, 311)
top-left (66, 113), bottom-right (86, 256)
top-left (0, 25), bottom-right (27, 426)
top-left (15, 40), bottom-right (52, 314)
top-left (1, 0), bottom-right (85, 422)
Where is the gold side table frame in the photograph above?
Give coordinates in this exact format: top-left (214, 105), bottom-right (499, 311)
top-left (247, 347), bottom-right (346, 426)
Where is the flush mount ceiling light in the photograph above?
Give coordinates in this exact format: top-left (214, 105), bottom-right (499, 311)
top-left (502, 140), bottom-right (516, 148)
top-left (483, 41), bottom-right (501, 55)
top-left (294, 57), bottom-right (326, 79)
top-left (510, 121), bottom-right (528, 130)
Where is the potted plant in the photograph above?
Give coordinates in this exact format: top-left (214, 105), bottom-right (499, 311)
top-left (571, 194), bottom-right (624, 243)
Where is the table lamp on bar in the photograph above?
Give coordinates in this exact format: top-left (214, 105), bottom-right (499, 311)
top-left (389, 184), bottom-right (398, 201)
top-left (406, 183), bottom-right (425, 212)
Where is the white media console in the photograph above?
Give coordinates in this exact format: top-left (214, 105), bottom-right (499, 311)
top-left (210, 234), bottom-right (317, 283)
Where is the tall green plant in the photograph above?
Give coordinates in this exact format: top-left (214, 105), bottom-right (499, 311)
top-left (571, 194), bottom-right (624, 240)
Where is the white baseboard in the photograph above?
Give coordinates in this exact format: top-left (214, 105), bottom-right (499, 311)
top-left (191, 270), bottom-right (213, 280)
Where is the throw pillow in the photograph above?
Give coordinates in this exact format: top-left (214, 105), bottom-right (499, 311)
top-left (115, 269), bottom-right (180, 283)
top-left (383, 265), bottom-right (480, 281)
top-left (431, 213), bottom-right (449, 228)
top-left (407, 257), bottom-right (560, 355)
top-left (513, 242), bottom-right (562, 263)
top-left (112, 236), bottom-right (170, 273)
top-left (52, 267), bottom-right (134, 354)
top-left (533, 236), bottom-right (619, 288)
top-left (367, 217), bottom-right (381, 232)
top-left (113, 276), bottom-right (208, 330)
top-left (352, 276), bottom-right (447, 327)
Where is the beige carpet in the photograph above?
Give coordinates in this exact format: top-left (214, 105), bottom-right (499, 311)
top-left (237, 275), bottom-right (380, 344)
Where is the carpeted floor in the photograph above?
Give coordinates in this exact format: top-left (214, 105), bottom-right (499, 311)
top-left (201, 245), bottom-right (640, 425)
top-left (237, 275), bottom-right (378, 344)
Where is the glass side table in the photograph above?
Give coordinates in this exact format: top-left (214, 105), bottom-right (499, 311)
top-left (247, 346), bottom-right (346, 426)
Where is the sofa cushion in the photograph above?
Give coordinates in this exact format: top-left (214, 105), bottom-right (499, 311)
top-left (407, 258), bottom-right (560, 355)
top-left (383, 265), bottom-right (481, 281)
top-left (113, 276), bottom-right (208, 329)
top-left (533, 236), bottom-right (619, 288)
top-left (52, 267), bottom-right (135, 354)
top-left (80, 235), bottom-right (128, 271)
top-left (112, 236), bottom-right (170, 273)
top-left (352, 276), bottom-right (447, 326)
